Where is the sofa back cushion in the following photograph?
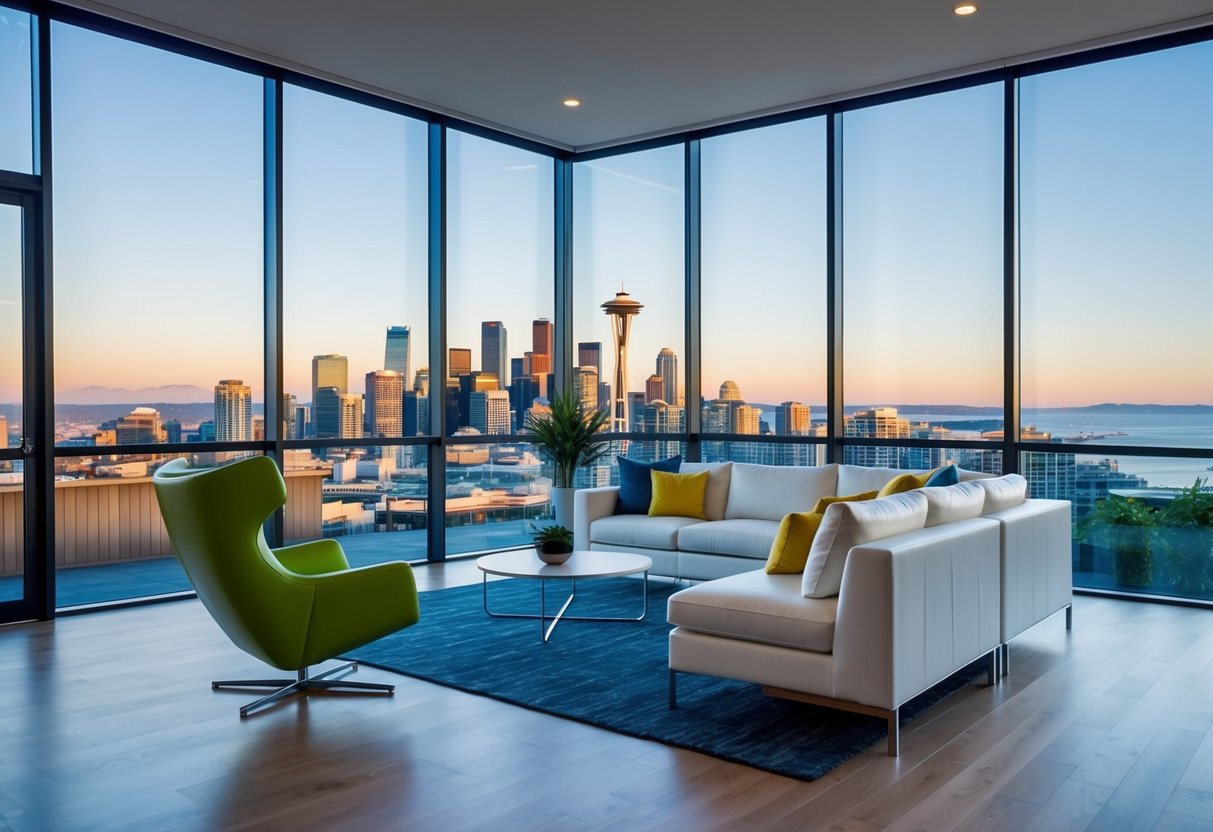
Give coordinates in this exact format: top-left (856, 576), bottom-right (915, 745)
top-left (615, 455), bottom-right (681, 514)
top-left (976, 473), bottom-right (1028, 514)
top-left (922, 480), bottom-right (986, 527)
top-left (801, 490), bottom-right (929, 598)
top-left (680, 461), bottom-right (732, 521)
top-left (836, 465), bottom-right (906, 497)
top-left (725, 463), bottom-right (838, 522)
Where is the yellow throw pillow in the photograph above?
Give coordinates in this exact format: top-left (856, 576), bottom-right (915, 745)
top-left (877, 470), bottom-right (934, 498)
top-left (813, 490), bottom-right (878, 514)
top-left (765, 511), bottom-right (824, 574)
top-left (648, 470), bottom-right (709, 519)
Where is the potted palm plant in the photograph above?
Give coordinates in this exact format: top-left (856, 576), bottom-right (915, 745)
top-left (523, 388), bottom-right (611, 530)
top-left (1081, 494), bottom-right (1158, 587)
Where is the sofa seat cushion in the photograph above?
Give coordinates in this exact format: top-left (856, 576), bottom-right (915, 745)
top-left (590, 515), bottom-right (705, 551)
top-left (677, 519), bottom-right (782, 559)
top-left (724, 463), bottom-right (838, 521)
top-left (668, 570), bottom-right (838, 653)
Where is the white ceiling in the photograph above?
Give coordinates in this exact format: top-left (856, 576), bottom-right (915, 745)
top-left (62, 0), bottom-right (1213, 151)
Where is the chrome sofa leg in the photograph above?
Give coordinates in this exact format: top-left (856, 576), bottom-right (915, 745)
top-left (1066, 603), bottom-right (1073, 630)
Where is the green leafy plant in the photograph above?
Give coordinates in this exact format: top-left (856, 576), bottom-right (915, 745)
top-left (1080, 494), bottom-right (1158, 587)
top-left (523, 388), bottom-right (611, 489)
top-left (1159, 478), bottom-right (1213, 595)
top-left (531, 522), bottom-right (574, 555)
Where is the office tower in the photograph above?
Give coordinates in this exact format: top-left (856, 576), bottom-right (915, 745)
top-left (641, 401), bottom-right (684, 462)
top-left (311, 354), bottom-right (348, 406)
top-left (602, 290), bottom-right (644, 433)
top-left (213, 379), bottom-right (252, 442)
top-left (412, 367), bottom-right (429, 396)
top-left (384, 325), bottom-right (410, 381)
top-left (115, 407), bottom-right (166, 444)
top-left (597, 381), bottom-right (611, 412)
top-left (578, 342), bottom-right (602, 377)
top-left (457, 371), bottom-right (499, 430)
top-left (253, 417), bottom-right (265, 441)
top-left (163, 419), bottom-right (182, 444)
top-left (627, 392), bottom-right (646, 433)
top-left (0, 415), bottom-right (7, 449)
top-left (282, 393), bottom-right (297, 441)
top-left (530, 318), bottom-right (553, 375)
top-left (645, 374), bottom-right (664, 405)
top-left (735, 404), bottom-right (761, 435)
top-left (656, 347), bottom-right (680, 407)
top-left (775, 402), bottom-right (811, 435)
top-left (843, 407), bottom-right (910, 467)
top-left (403, 390), bottom-right (428, 436)
top-left (510, 375), bottom-right (541, 431)
top-left (339, 393), bottom-right (364, 439)
top-left (481, 321), bottom-right (508, 387)
top-left (294, 404), bottom-right (310, 439)
top-left (574, 366), bottom-right (599, 412)
top-left (449, 347), bottom-right (472, 380)
top-left (196, 420), bottom-right (216, 442)
top-left (470, 389), bottom-right (511, 435)
top-left (510, 357), bottom-right (524, 385)
top-left (718, 380), bottom-right (742, 402)
top-left (314, 386), bottom-right (341, 438)
top-left (365, 370), bottom-right (404, 437)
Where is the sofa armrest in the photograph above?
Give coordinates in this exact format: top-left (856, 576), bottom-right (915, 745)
top-left (985, 499), bottom-right (1072, 642)
top-left (575, 486), bottom-right (619, 548)
top-left (832, 518), bottom-right (1000, 710)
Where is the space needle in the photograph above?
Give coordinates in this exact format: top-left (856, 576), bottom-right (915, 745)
top-left (601, 289), bottom-right (644, 433)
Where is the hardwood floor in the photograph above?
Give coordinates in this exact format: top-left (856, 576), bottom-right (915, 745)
top-left (2, 561), bottom-right (1212, 831)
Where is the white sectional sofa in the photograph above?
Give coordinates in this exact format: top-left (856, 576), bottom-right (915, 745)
top-left (575, 461), bottom-right (1073, 755)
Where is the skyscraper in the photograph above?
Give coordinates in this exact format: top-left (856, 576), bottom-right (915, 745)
top-left (294, 404), bottom-right (310, 439)
top-left (384, 325), bottom-right (410, 381)
top-left (470, 389), bottom-right (511, 435)
top-left (656, 347), bottom-right (679, 407)
top-left (314, 386), bottom-right (341, 438)
top-left (311, 354), bottom-right (348, 407)
top-left (0, 415), bottom-right (8, 450)
top-left (449, 347), bottom-right (472, 380)
top-left (775, 402), bottom-right (811, 435)
top-left (578, 342), bottom-right (602, 377)
top-left (214, 379), bottom-right (252, 442)
top-left (364, 370), bottom-right (404, 437)
top-left (339, 393), bottom-right (364, 439)
top-left (531, 318), bottom-right (554, 375)
top-left (602, 290), bottom-right (644, 433)
top-left (481, 321), bottom-right (508, 387)
top-left (116, 407), bottom-right (166, 444)
top-left (412, 367), bottom-right (430, 396)
top-left (282, 393), bottom-right (297, 441)
top-left (645, 374), bottom-right (664, 404)
top-left (843, 407), bottom-right (911, 467)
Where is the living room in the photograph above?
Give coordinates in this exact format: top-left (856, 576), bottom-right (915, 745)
top-left (2, 1), bottom-right (1213, 829)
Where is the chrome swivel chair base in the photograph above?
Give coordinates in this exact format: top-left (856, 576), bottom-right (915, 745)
top-left (213, 660), bottom-right (395, 718)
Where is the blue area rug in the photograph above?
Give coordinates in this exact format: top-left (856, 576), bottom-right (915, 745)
top-left (349, 577), bottom-right (985, 781)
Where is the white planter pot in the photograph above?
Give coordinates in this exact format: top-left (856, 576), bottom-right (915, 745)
top-left (551, 487), bottom-right (576, 537)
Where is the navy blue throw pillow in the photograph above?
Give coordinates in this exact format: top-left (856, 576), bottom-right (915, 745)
top-left (615, 455), bottom-right (682, 514)
top-left (924, 464), bottom-right (959, 487)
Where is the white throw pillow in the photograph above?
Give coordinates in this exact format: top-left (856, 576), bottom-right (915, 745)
top-left (680, 462), bottom-right (733, 521)
top-left (977, 473), bottom-right (1028, 514)
top-left (802, 490), bottom-right (929, 598)
top-left (725, 463), bottom-right (839, 522)
top-left (835, 465), bottom-right (908, 497)
top-left (922, 480), bottom-right (986, 527)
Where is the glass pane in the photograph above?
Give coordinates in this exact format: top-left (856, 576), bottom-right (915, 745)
top-left (1024, 451), bottom-right (1213, 602)
top-left (845, 442), bottom-right (1003, 475)
top-left (0, 7), bottom-right (33, 173)
top-left (842, 84), bottom-right (1003, 426)
top-left (701, 120), bottom-right (827, 437)
top-left (574, 146), bottom-right (684, 436)
top-left (51, 25), bottom-right (263, 605)
top-left (445, 439), bottom-right (553, 556)
top-left (51, 452), bottom-right (255, 607)
top-left (0, 202), bottom-right (21, 602)
top-left (701, 440), bottom-right (825, 467)
top-left (283, 84), bottom-right (428, 445)
top-left (1020, 44), bottom-right (1213, 447)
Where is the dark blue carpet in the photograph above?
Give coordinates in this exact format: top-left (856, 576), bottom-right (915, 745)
top-left (349, 577), bottom-right (985, 781)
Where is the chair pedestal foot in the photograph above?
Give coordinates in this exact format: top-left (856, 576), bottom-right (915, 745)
top-left (213, 661), bottom-right (395, 718)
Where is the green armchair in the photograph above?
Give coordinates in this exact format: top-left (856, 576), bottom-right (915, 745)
top-left (153, 455), bottom-right (420, 717)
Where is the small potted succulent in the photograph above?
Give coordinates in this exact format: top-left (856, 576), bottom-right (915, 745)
top-left (531, 523), bottom-right (575, 565)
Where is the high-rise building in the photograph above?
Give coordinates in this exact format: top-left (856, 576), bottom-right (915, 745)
top-left (531, 318), bottom-right (554, 375)
top-left (403, 390), bottom-right (428, 436)
top-left (575, 367), bottom-right (599, 412)
top-left (449, 347), bottom-right (472, 380)
top-left (656, 347), bottom-right (679, 407)
top-left (339, 393), bottom-right (364, 439)
top-left (510, 357), bottom-right (524, 385)
top-left (843, 407), bottom-right (911, 468)
top-left (0, 415), bottom-right (7, 450)
top-left (163, 419), bottom-right (182, 444)
top-left (314, 386), bottom-right (341, 438)
top-left (638, 401), bottom-right (684, 462)
top-left (311, 354), bottom-right (348, 407)
top-left (602, 290), bottom-right (644, 433)
top-left (384, 325), bottom-right (410, 381)
top-left (718, 380), bottom-right (742, 402)
top-left (282, 393), bottom-right (297, 441)
top-left (775, 402), bottom-right (811, 436)
top-left (214, 379), bottom-right (252, 442)
top-left (627, 391), bottom-right (646, 433)
top-left (364, 370), bottom-right (404, 437)
top-left (578, 342), bottom-right (602, 377)
top-left (645, 374), bottom-right (664, 405)
top-left (412, 367), bottom-right (429, 396)
top-left (481, 321), bottom-right (508, 387)
top-left (294, 404), bottom-right (310, 439)
top-left (470, 389), bottom-right (511, 435)
top-left (510, 375), bottom-right (541, 432)
top-left (115, 407), bottom-right (166, 444)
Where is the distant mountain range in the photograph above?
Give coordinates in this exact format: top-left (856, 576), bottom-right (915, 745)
top-left (58, 385), bottom-right (217, 405)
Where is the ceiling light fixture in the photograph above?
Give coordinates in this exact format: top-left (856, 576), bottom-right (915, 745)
top-left (953, 2), bottom-right (979, 15)
top-left (562, 98), bottom-right (581, 108)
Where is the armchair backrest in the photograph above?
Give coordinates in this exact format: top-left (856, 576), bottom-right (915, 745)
top-left (153, 456), bottom-right (313, 669)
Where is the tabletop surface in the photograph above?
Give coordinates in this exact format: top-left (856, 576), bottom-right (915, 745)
top-left (476, 549), bottom-right (653, 579)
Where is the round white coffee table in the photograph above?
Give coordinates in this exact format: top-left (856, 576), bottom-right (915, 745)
top-left (476, 550), bottom-right (653, 643)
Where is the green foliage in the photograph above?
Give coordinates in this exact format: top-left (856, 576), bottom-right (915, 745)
top-left (531, 523), bottom-right (573, 545)
top-left (1080, 495), bottom-right (1157, 587)
top-left (1159, 479), bottom-right (1213, 595)
top-left (523, 388), bottom-right (611, 488)
top-left (1160, 478), bottom-right (1213, 528)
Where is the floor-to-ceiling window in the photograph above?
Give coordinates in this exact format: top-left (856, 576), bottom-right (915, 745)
top-left (700, 119), bottom-right (828, 468)
top-left (1020, 42), bottom-right (1213, 601)
top-left (573, 146), bottom-right (685, 477)
top-left (840, 83), bottom-right (1005, 475)
top-left (282, 83), bottom-right (429, 559)
top-left (0, 6), bottom-right (32, 173)
top-left (50, 24), bottom-right (264, 606)
top-left (444, 130), bottom-right (554, 553)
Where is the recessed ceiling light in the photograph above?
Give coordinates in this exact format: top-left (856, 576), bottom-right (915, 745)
top-left (563, 98), bottom-right (581, 108)
top-left (953, 2), bottom-right (979, 15)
